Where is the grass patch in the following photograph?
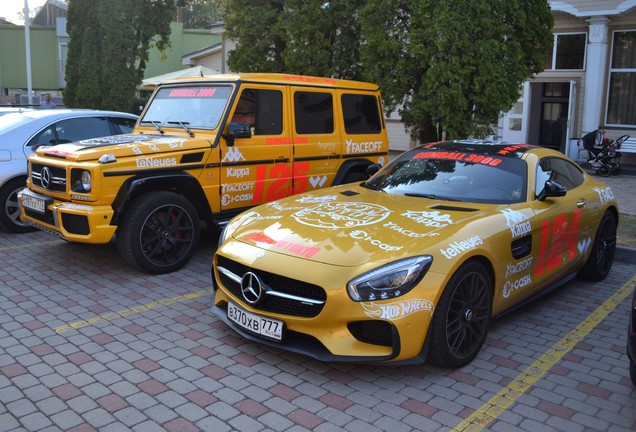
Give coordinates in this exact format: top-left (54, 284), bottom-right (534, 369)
top-left (618, 213), bottom-right (636, 249)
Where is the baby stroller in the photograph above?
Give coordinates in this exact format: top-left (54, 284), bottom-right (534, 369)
top-left (581, 129), bottom-right (629, 177)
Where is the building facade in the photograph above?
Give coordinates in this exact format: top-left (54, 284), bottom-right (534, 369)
top-left (499, 1), bottom-right (636, 165)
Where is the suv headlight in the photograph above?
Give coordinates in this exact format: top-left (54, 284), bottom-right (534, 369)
top-left (347, 256), bottom-right (433, 302)
top-left (71, 169), bottom-right (92, 193)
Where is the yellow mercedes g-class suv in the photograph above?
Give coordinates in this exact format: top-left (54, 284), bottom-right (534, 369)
top-left (19, 73), bottom-right (389, 274)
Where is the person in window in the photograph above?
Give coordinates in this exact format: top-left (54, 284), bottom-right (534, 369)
top-left (40, 93), bottom-right (56, 109)
top-left (231, 96), bottom-right (255, 125)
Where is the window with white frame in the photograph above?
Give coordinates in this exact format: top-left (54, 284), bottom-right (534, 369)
top-left (544, 33), bottom-right (587, 70)
top-left (606, 31), bottom-right (636, 127)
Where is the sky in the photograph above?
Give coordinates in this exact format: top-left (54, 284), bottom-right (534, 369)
top-left (0, 0), bottom-right (48, 24)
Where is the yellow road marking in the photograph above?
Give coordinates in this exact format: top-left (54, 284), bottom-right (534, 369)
top-left (453, 274), bottom-right (636, 432)
top-left (53, 290), bottom-right (212, 334)
top-left (0, 240), bottom-right (61, 251)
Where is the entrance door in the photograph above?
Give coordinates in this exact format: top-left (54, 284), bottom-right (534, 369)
top-left (538, 82), bottom-right (570, 151)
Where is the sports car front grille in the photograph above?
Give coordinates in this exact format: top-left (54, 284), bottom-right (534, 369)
top-left (216, 255), bottom-right (326, 318)
top-left (31, 163), bottom-right (67, 192)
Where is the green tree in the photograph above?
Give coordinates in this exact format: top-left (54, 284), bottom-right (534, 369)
top-left (64, 0), bottom-right (174, 112)
top-left (220, 0), bottom-right (364, 79)
top-left (177, 0), bottom-right (219, 29)
top-left (360, 0), bottom-right (554, 141)
top-left (221, 0), bottom-right (553, 142)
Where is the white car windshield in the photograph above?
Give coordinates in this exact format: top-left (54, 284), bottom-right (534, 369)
top-left (140, 85), bottom-right (232, 130)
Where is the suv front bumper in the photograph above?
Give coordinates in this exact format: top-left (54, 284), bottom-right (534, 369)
top-left (18, 188), bottom-right (117, 244)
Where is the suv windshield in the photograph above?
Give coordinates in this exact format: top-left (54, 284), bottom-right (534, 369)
top-left (141, 85), bottom-right (232, 130)
top-left (366, 148), bottom-right (528, 204)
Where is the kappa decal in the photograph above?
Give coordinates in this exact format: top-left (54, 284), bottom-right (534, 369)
top-left (293, 202), bottom-right (391, 229)
top-left (222, 147), bottom-right (246, 163)
top-left (401, 210), bottom-right (453, 228)
top-left (362, 299), bottom-right (434, 320)
top-left (500, 208), bottom-right (531, 238)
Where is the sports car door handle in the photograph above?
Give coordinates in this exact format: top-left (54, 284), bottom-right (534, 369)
top-left (577, 199), bottom-right (588, 208)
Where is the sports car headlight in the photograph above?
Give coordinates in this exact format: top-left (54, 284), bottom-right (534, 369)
top-left (347, 256), bottom-right (433, 302)
top-left (70, 169), bottom-right (92, 193)
top-left (218, 211), bottom-right (261, 247)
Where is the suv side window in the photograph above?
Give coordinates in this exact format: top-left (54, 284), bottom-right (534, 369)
top-left (231, 88), bottom-right (283, 135)
top-left (294, 92), bottom-right (334, 134)
top-left (56, 117), bottom-right (113, 143)
top-left (342, 94), bottom-right (382, 134)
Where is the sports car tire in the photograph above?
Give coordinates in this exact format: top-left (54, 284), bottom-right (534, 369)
top-left (117, 191), bottom-right (200, 274)
top-left (579, 211), bottom-right (616, 281)
top-left (428, 261), bottom-right (492, 368)
top-left (0, 177), bottom-right (36, 233)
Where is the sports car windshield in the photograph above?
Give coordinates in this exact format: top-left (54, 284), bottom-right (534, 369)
top-left (141, 85), bottom-right (232, 130)
top-left (366, 148), bottom-right (527, 204)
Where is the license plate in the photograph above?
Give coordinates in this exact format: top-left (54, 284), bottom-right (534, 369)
top-left (22, 194), bottom-right (46, 214)
top-left (227, 301), bottom-right (284, 341)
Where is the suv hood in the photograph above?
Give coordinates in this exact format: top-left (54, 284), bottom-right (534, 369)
top-left (38, 134), bottom-right (211, 162)
top-left (229, 184), bottom-right (487, 267)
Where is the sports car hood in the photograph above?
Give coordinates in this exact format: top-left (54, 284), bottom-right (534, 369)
top-left (38, 134), bottom-right (210, 162)
top-left (228, 184), bottom-right (488, 267)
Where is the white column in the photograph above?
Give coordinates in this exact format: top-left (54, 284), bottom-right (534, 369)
top-left (582, 17), bottom-right (610, 134)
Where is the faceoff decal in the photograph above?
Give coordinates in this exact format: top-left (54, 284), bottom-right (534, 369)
top-left (362, 299), bottom-right (434, 320)
top-left (346, 139), bottom-right (383, 154)
top-left (292, 202), bottom-right (391, 229)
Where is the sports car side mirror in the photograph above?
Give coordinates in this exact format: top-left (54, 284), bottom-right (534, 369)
top-left (222, 122), bottom-right (252, 146)
top-left (366, 163), bottom-right (382, 177)
top-left (537, 179), bottom-right (567, 201)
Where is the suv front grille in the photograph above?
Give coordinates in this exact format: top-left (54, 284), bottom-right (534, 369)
top-left (216, 255), bottom-right (326, 318)
top-left (31, 163), bottom-right (67, 192)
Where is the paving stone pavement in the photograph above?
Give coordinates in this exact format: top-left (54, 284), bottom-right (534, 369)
top-left (1, 224), bottom-right (635, 431)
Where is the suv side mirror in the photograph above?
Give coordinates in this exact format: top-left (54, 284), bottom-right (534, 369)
top-left (223, 122), bottom-right (252, 146)
top-left (536, 179), bottom-right (567, 201)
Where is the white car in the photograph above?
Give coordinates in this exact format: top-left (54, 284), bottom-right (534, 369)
top-left (0, 109), bottom-right (138, 233)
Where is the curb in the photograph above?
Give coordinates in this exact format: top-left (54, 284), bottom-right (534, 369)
top-left (616, 245), bottom-right (636, 265)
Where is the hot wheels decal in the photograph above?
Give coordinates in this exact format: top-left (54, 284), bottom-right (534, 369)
top-left (401, 210), bottom-right (453, 228)
top-left (361, 299), bottom-right (434, 320)
top-left (440, 236), bottom-right (483, 259)
top-left (293, 202), bottom-right (391, 229)
top-left (500, 208), bottom-right (531, 238)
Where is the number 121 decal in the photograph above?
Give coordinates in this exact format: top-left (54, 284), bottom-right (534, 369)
top-left (534, 208), bottom-right (581, 277)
